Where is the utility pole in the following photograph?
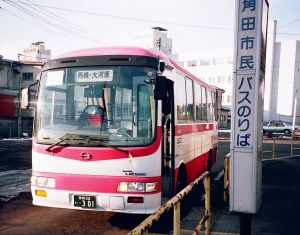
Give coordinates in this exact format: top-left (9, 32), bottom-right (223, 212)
top-left (156, 38), bottom-right (162, 51)
top-left (18, 73), bottom-right (22, 138)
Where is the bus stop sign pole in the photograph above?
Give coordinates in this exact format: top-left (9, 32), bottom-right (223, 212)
top-left (230, 0), bottom-right (269, 234)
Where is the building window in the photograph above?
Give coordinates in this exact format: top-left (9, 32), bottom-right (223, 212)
top-left (22, 72), bottom-right (33, 81)
top-left (187, 60), bottom-right (197, 67)
top-left (199, 59), bottom-right (210, 66)
top-left (228, 75), bottom-right (231, 84)
top-left (227, 95), bottom-right (231, 103)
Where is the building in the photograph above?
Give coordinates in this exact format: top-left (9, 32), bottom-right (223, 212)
top-left (177, 21), bottom-right (300, 125)
top-left (177, 49), bottom-right (233, 108)
top-left (0, 54), bottom-right (44, 138)
top-left (132, 27), bottom-right (174, 57)
top-left (152, 27), bottom-right (173, 56)
top-left (18, 42), bottom-right (51, 63)
top-left (264, 21), bottom-right (300, 124)
top-left (220, 106), bottom-right (231, 129)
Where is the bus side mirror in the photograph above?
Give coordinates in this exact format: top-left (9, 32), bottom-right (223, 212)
top-left (154, 76), bottom-right (169, 100)
top-left (21, 88), bottom-right (29, 109)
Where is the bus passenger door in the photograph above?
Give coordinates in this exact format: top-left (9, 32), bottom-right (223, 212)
top-left (160, 79), bottom-right (175, 200)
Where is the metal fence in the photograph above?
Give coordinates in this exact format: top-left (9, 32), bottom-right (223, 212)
top-left (223, 153), bottom-right (230, 203)
top-left (263, 134), bottom-right (300, 160)
top-left (127, 171), bottom-right (211, 235)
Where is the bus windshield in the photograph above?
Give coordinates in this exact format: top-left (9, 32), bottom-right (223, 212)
top-left (34, 66), bottom-right (156, 146)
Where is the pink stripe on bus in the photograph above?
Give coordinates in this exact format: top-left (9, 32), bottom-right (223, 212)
top-left (32, 171), bottom-right (161, 194)
top-left (56, 47), bottom-right (160, 60)
top-left (33, 128), bottom-right (162, 161)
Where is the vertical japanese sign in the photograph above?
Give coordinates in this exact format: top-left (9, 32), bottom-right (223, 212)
top-left (230, 0), bottom-right (269, 213)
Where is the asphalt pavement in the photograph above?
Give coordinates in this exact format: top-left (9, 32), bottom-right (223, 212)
top-left (1, 135), bottom-right (300, 234)
top-left (0, 138), bottom-right (32, 204)
top-left (206, 156), bottom-right (300, 235)
top-left (205, 131), bottom-right (300, 235)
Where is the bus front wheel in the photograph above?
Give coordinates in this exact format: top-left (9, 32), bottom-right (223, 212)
top-left (207, 152), bottom-right (212, 172)
top-left (176, 166), bottom-right (187, 194)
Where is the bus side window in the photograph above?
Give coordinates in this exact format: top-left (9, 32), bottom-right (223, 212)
top-left (207, 90), bottom-right (213, 121)
top-left (186, 78), bottom-right (194, 122)
top-left (175, 76), bottom-right (187, 122)
top-left (211, 91), bottom-right (216, 121)
top-left (201, 86), bottom-right (207, 121)
top-left (195, 83), bottom-right (202, 121)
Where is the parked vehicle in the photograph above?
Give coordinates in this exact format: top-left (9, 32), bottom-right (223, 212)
top-left (263, 120), bottom-right (299, 135)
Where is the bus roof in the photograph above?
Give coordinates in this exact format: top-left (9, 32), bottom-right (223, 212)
top-left (55, 46), bottom-right (215, 91)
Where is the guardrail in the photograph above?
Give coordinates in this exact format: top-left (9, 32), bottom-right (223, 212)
top-left (127, 171), bottom-right (211, 235)
top-left (263, 132), bottom-right (300, 160)
top-left (223, 153), bottom-right (230, 203)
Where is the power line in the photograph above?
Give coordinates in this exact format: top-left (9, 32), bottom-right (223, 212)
top-left (3, 0), bottom-right (89, 41)
top-left (7, 0), bottom-right (233, 31)
top-left (2, 0), bottom-right (108, 45)
top-left (22, 0), bottom-right (111, 42)
top-left (3, 0), bottom-right (300, 42)
top-left (22, 0), bottom-right (124, 44)
top-left (22, 0), bottom-right (92, 35)
top-left (0, 6), bottom-right (57, 33)
top-left (278, 18), bottom-right (300, 29)
top-left (277, 32), bottom-right (300, 36)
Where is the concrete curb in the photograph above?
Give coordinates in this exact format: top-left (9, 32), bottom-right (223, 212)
top-left (180, 230), bottom-right (238, 235)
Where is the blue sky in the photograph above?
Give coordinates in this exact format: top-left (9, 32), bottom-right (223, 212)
top-left (0, 0), bottom-right (299, 60)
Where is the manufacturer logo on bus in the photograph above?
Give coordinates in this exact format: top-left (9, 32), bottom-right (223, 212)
top-left (123, 170), bottom-right (146, 176)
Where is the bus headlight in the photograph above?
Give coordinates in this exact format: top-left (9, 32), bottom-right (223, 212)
top-left (31, 176), bottom-right (56, 188)
top-left (117, 182), bottom-right (159, 193)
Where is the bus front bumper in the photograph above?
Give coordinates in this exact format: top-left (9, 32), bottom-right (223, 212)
top-left (31, 187), bottom-right (161, 214)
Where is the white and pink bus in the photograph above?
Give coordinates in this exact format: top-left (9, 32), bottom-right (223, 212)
top-left (30, 47), bottom-right (220, 214)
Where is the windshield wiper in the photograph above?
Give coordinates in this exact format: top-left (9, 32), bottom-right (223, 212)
top-left (45, 134), bottom-right (85, 152)
top-left (85, 136), bottom-right (133, 162)
top-left (45, 134), bottom-right (133, 162)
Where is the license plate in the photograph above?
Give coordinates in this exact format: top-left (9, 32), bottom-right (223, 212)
top-left (74, 195), bottom-right (96, 208)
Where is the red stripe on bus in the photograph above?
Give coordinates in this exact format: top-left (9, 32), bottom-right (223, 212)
top-left (33, 128), bottom-right (162, 161)
top-left (175, 123), bottom-right (217, 136)
top-left (32, 171), bottom-right (161, 194)
top-left (173, 146), bottom-right (218, 193)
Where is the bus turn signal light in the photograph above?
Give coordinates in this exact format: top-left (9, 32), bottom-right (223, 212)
top-left (35, 190), bottom-right (47, 197)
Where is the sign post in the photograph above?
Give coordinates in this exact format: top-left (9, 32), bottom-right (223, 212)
top-left (230, 0), bottom-right (269, 234)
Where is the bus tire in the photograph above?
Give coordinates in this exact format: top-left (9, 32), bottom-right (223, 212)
top-left (207, 152), bottom-right (212, 172)
top-left (175, 166), bottom-right (189, 217)
top-left (176, 166), bottom-right (187, 194)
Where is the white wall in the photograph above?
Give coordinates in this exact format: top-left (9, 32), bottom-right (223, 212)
top-left (276, 41), bottom-right (297, 121)
top-left (175, 40), bottom-right (300, 124)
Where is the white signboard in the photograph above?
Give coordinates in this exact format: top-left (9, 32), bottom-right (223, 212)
top-left (46, 70), bottom-right (64, 86)
top-left (75, 70), bottom-right (113, 83)
top-left (230, 0), bottom-right (269, 213)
